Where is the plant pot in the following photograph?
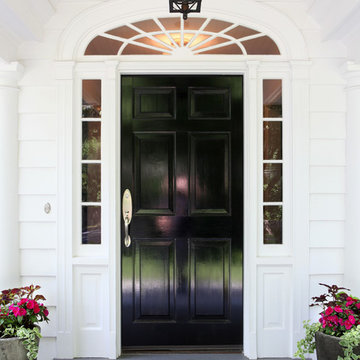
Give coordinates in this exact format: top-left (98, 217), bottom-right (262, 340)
top-left (0, 337), bottom-right (28, 360)
top-left (316, 331), bottom-right (360, 360)
top-left (0, 326), bottom-right (41, 360)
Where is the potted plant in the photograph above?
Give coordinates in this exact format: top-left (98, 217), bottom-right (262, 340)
top-left (0, 285), bottom-right (49, 360)
top-left (295, 283), bottom-right (360, 360)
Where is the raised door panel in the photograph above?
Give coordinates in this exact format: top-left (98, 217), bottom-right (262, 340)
top-left (190, 239), bottom-right (230, 321)
top-left (134, 87), bottom-right (176, 120)
top-left (134, 133), bottom-right (175, 215)
top-left (189, 88), bottom-right (231, 120)
top-left (134, 240), bottom-right (175, 321)
top-left (189, 133), bottom-right (231, 215)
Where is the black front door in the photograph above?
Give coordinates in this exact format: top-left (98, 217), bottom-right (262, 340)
top-left (121, 75), bottom-right (243, 349)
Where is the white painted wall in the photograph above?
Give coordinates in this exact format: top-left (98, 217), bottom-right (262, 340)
top-left (17, 59), bottom-right (58, 359)
top-left (7, 0), bottom-right (355, 359)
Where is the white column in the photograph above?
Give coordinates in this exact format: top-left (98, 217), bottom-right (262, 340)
top-left (345, 62), bottom-right (360, 295)
top-left (0, 62), bottom-right (23, 290)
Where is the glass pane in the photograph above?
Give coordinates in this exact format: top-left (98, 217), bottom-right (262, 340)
top-left (263, 79), bottom-right (282, 117)
top-left (158, 17), bottom-right (181, 31)
top-left (82, 164), bottom-right (101, 202)
top-left (263, 205), bottom-right (282, 244)
top-left (263, 163), bottom-right (282, 202)
top-left (84, 36), bottom-right (122, 56)
top-left (197, 44), bottom-right (242, 55)
top-left (193, 36), bottom-right (229, 51)
top-left (263, 121), bottom-right (282, 160)
top-left (204, 19), bottom-right (233, 32)
top-left (189, 34), bottom-right (211, 48)
top-left (82, 206), bottom-right (101, 244)
top-left (225, 25), bottom-right (259, 39)
top-left (184, 17), bottom-right (206, 30)
top-left (132, 19), bottom-right (161, 32)
top-left (242, 36), bottom-right (280, 55)
top-left (106, 25), bottom-right (139, 39)
top-left (82, 122), bottom-right (101, 160)
top-left (135, 37), bottom-right (171, 51)
top-left (121, 44), bottom-right (166, 55)
top-left (82, 80), bottom-right (101, 118)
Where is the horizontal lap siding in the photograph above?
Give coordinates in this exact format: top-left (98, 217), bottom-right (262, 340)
top-left (18, 61), bottom-right (57, 360)
top-left (309, 59), bottom-right (346, 314)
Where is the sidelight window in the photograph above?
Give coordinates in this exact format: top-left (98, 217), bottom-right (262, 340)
top-left (262, 79), bottom-right (283, 245)
top-left (81, 80), bottom-right (102, 245)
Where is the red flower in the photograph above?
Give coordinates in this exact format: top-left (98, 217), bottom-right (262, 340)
top-left (33, 304), bottom-right (40, 314)
top-left (346, 297), bottom-right (355, 307)
top-left (44, 309), bottom-right (49, 317)
top-left (26, 300), bottom-right (35, 309)
top-left (356, 303), bottom-right (360, 309)
top-left (345, 320), bottom-right (353, 330)
top-left (349, 315), bottom-right (356, 325)
top-left (18, 298), bottom-right (28, 306)
top-left (18, 308), bottom-right (26, 317)
top-left (325, 307), bottom-right (334, 315)
top-left (334, 306), bottom-right (343, 313)
top-left (9, 305), bottom-right (26, 317)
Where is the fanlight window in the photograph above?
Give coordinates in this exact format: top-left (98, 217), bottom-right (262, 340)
top-left (85, 17), bottom-right (280, 56)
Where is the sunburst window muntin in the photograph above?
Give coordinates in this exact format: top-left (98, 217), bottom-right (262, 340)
top-left (84, 17), bottom-right (281, 56)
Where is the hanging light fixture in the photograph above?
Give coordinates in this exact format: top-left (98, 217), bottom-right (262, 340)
top-left (169, 0), bottom-right (202, 20)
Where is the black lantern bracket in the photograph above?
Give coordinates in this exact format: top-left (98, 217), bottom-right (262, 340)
top-left (169, 0), bottom-right (202, 20)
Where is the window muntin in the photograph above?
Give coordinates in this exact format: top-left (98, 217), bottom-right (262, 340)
top-left (81, 80), bottom-right (102, 245)
top-left (262, 79), bottom-right (283, 245)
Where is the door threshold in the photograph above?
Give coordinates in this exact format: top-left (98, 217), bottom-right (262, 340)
top-left (122, 345), bottom-right (243, 354)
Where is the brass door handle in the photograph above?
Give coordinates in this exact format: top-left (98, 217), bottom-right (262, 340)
top-left (122, 189), bottom-right (132, 247)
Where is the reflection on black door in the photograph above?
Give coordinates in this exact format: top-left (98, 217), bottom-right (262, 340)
top-left (121, 75), bottom-right (243, 349)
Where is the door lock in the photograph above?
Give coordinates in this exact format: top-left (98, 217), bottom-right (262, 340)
top-left (122, 189), bottom-right (133, 247)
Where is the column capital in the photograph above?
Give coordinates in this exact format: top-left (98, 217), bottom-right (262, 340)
top-left (246, 61), bottom-right (260, 80)
top-left (0, 62), bottom-right (24, 88)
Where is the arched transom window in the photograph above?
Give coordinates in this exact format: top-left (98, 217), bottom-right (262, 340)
top-left (85, 17), bottom-right (280, 56)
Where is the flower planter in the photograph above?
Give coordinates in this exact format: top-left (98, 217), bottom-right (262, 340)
top-left (316, 331), bottom-right (360, 360)
top-left (0, 326), bottom-right (41, 360)
top-left (0, 337), bottom-right (28, 360)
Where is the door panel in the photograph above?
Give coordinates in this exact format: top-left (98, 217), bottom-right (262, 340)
top-left (190, 239), bottom-right (230, 320)
top-left (189, 87), bottom-right (231, 120)
top-left (134, 87), bottom-right (176, 119)
top-left (134, 133), bottom-right (175, 214)
top-left (121, 75), bottom-right (243, 348)
top-left (189, 133), bottom-right (230, 214)
top-left (134, 240), bottom-right (175, 320)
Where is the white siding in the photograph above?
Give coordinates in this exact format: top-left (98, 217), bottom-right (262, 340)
top-left (18, 59), bottom-right (58, 360)
top-left (308, 58), bottom-right (346, 329)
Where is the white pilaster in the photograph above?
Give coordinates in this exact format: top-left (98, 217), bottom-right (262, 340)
top-left (244, 60), bottom-right (259, 360)
top-left (0, 62), bottom-right (23, 290)
top-left (55, 61), bottom-right (75, 358)
top-left (344, 62), bottom-right (360, 295)
top-left (290, 60), bottom-right (311, 353)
